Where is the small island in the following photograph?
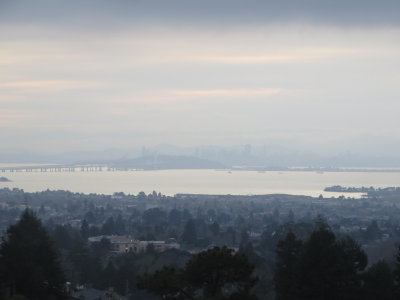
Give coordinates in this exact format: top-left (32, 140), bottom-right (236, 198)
top-left (324, 185), bottom-right (375, 193)
top-left (324, 185), bottom-right (400, 197)
top-left (0, 176), bottom-right (11, 182)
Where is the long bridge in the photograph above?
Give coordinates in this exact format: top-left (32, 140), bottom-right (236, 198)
top-left (0, 164), bottom-right (135, 173)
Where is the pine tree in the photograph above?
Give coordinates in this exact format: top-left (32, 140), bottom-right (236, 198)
top-left (362, 260), bottom-right (394, 300)
top-left (181, 219), bottom-right (197, 245)
top-left (0, 209), bottom-right (66, 300)
top-left (274, 231), bottom-right (303, 300)
top-left (80, 219), bottom-right (90, 239)
top-left (115, 214), bottom-right (125, 235)
top-left (296, 225), bottom-right (367, 300)
top-left (393, 245), bottom-right (400, 297)
top-left (138, 246), bottom-right (258, 299)
top-left (274, 222), bottom-right (367, 300)
top-left (101, 217), bottom-right (115, 235)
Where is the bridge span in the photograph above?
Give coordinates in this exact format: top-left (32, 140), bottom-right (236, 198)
top-left (0, 165), bottom-right (131, 173)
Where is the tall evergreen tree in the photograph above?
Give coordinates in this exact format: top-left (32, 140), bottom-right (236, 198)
top-left (168, 209), bottom-right (182, 226)
top-left (296, 225), bottom-right (367, 300)
top-left (0, 210), bottom-right (66, 300)
top-left (80, 219), bottom-right (90, 239)
top-left (364, 220), bottom-right (381, 241)
top-left (362, 260), bottom-right (394, 300)
top-left (274, 222), bottom-right (367, 300)
top-left (138, 246), bottom-right (258, 299)
top-left (115, 214), bottom-right (125, 235)
top-left (393, 245), bottom-right (400, 297)
top-left (274, 231), bottom-right (303, 300)
top-left (185, 246), bottom-right (257, 299)
top-left (181, 219), bottom-right (197, 245)
top-left (52, 225), bottom-right (72, 250)
top-left (101, 217), bottom-right (115, 235)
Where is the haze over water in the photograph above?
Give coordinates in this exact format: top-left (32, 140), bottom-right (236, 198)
top-left (2, 169), bottom-right (400, 198)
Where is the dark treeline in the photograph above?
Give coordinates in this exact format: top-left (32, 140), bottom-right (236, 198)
top-left (139, 220), bottom-right (400, 300)
top-left (1, 188), bottom-right (400, 299)
top-left (274, 221), bottom-right (400, 300)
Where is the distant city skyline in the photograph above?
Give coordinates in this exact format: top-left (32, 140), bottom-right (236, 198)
top-left (1, 143), bottom-right (400, 168)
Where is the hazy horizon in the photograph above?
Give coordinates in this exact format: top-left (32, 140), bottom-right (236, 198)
top-left (1, 0), bottom-right (400, 162)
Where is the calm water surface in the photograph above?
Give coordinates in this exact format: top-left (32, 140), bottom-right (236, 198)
top-left (1, 168), bottom-right (400, 198)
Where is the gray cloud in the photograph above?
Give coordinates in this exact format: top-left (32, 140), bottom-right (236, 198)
top-left (1, 0), bottom-right (400, 30)
top-left (1, 0), bottom-right (400, 159)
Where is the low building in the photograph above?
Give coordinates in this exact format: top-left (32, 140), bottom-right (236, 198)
top-left (71, 288), bottom-right (126, 300)
top-left (88, 235), bottom-right (180, 253)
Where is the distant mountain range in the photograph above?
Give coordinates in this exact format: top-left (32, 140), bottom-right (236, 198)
top-left (110, 155), bottom-right (226, 170)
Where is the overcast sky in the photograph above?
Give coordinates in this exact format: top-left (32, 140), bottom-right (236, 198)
top-left (1, 0), bottom-right (400, 156)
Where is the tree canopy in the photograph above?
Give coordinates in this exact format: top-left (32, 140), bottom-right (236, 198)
top-left (138, 246), bottom-right (258, 300)
top-left (274, 223), bottom-right (368, 300)
top-left (0, 209), bottom-right (66, 300)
